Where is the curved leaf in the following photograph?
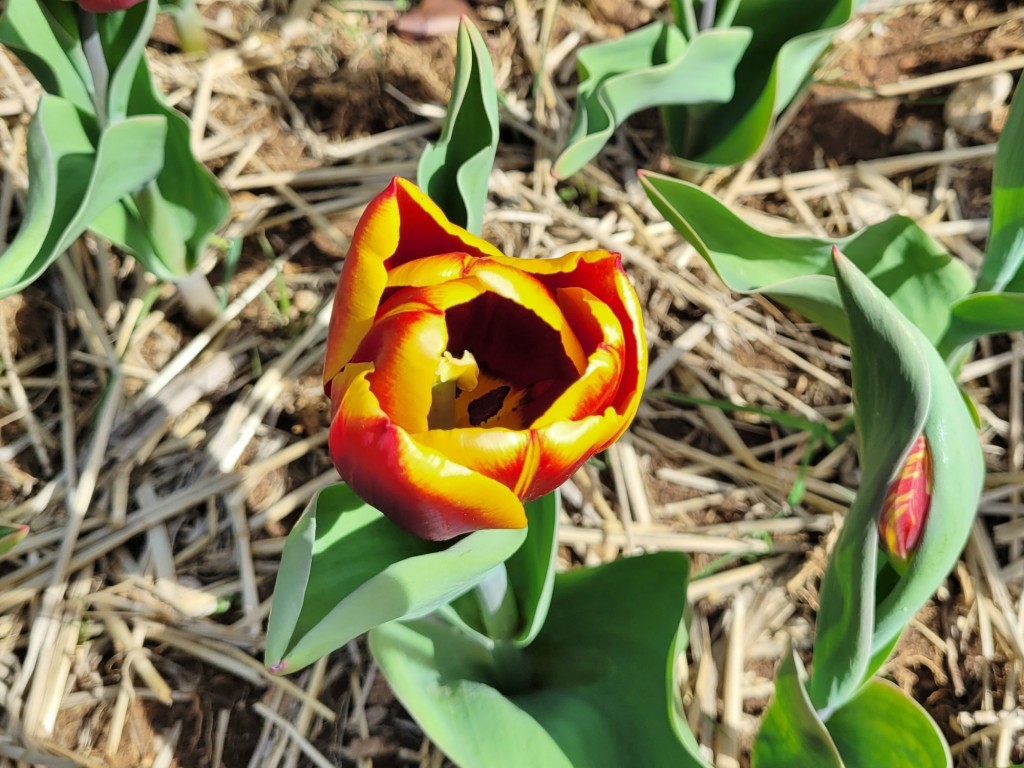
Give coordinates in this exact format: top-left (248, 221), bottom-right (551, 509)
top-left (0, 525), bottom-right (29, 560)
top-left (0, 96), bottom-right (166, 298)
top-left (980, 79), bottom-right (1024, 293)
top-left (640, 172), bottom-right (974, 346)
top-left (371, 552), bottom-right (707, 768)
top-left (945, 292), bottom-right (1024, 349)
top-left (680, 0), bottom-right (853, 165)
top-left (552, 24), bottom-right (751, 179)
top-left (265, 484), bottom-right (526, 674)
top-left (417, 18), bottom-right (499, 236)
top-left (753, 648), bottom-right (842, 768)
top-left (808, 250), bottom-right (931, 712)
top-left (828, 678), bottom-right (951, 768)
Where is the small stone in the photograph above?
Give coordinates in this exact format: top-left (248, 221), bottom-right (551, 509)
top-left (892, 117), bottom-right (940, 152)
top-left (292, 289), bottom-right (319, 313)
top-left (944, 72), bottom-right (1014, 134)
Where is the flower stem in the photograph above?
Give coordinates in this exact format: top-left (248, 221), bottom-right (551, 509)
top-left (699, 0), bottom-right (717, 31)
top-left (175, 268), bottom-right (221, 326)
top-left (168, 0), bottom-right (208, 54)
top-left (76, 6), bottom-right (109, 129)
top-left (474, 564), bottom-right (533, 693)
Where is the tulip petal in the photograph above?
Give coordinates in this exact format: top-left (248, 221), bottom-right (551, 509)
top-left (324, 179), bottom-right (506, 390)
top-left (330, 368), bottom-right (527, 540)
top-left (533, 286), bottom-right (625, 427)
top-left (413, 411), bottom-right (622, 501)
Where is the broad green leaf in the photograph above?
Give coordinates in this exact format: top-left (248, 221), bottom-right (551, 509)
top-left (980, 79), bottom-right (1024, 293)
top-left (0, 0), bottom-right (93, 115)
top-left (417, 19), bottom-right (499, 236)
top-left (0, 525), bottom-right (29, 559)
top-left (827, 678), bottom-right (951, 768)
top-left (753, 648), bottom-right (842, 768)
top-left (371, 552), bottom-right (707, 768)
top-left (265, 484), bottom-right (526, 674)
top-left (808, 250), bottom-right (930, 712)
top-left (0, 96), bottom-right (166, 298)
top-left (945, 292), bottom-right (1024, 349)
top-left (679, 0), bottom-right (853, 165)
top-left (552, 24), bottom-right (751, 179)
top-left (447, 492), bottom-right (560, 647)
top-left (640, 172), bottom-right (974, 346)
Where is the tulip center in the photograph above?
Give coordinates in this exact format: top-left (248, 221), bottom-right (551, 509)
top-left (428, 350), bottom-right (481, 430)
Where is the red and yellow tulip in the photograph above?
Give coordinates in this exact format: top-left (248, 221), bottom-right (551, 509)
top-left (878, 434), bottom-right (932, 569)
top-left (324, 178), bottom-right (647, 540)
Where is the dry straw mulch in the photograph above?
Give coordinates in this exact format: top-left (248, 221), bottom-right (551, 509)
top-left (1, 0), bottom-right (1023, 766)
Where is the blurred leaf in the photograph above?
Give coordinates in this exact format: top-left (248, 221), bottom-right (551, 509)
top-left (827, 678), bottom-right (951, 768)
top-left (371, 552), bottom-right (708, 768)
top-left (89, 21), bottom-right (229, 280)
top-left (417, 19), bottom-right (499, 235)
top-left (979, 80), bottom-right (1024, 294)
top-left (447, 492), bottom-right (560, 646)
top-left (809, 253), bottom-right (983, 713)
top-left (0, 525), bottom-right (29, 560)
top-left (552, 24), bottom-right (750, 179)
top-left (640, 172), bottom-right (974, 346)
top-left (0, 96), bottom-right (166, 298)
top-left (265, 484), bottom-right (526, 674)
top-left (679, 0), bottom-right (853, 165)
top-left (95, 0), bottom-right (153, 123)
top-left (753, 648), bottom-right (842, 768)
top-left (0, 0), bottom-right (94, 114)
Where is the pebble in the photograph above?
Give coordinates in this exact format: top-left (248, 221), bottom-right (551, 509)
top-left (944, 72), bottom-right (1014, 134)
top-left (892, 117), bottom-right (940, 152)
top-left (292, 289), bottom-right (320, 313)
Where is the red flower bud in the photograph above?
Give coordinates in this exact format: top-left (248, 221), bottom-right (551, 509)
top-left (878, 435), bottom-right (932, 568)
top-left (74, 0), bottom-right (146, 13)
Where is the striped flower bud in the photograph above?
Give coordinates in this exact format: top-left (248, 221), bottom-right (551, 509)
top-left (878, 435), bottom-right (932, 570)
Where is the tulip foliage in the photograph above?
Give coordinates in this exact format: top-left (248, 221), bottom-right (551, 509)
top-left (553, 0), bottom-right (855, 178)
top-left (638, 84), bottom-right (1024, 768)
top-left (0, 0), bottom-right (227, 298)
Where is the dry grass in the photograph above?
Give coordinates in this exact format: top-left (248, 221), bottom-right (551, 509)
top-left (0, 0), bottom-right (1023, 766)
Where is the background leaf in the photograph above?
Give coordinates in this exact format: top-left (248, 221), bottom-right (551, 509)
top-left (417, 19), bottom-right (499, 236)
top-left (552, 24), bottom-right (750, 179)
top-left (640, 172), bottom-right (973, 346)
top-left (265, 484), bottom-right (526, 674)
top-left (827, 678), bottom-right (951, 768)
top-left (0, 96), bottom-right (166, 298)
top-left (677, 0), bottom-right (853, 164)
top-left (0, 525), bottom-right (29, 560)
top-left (371, 552), bottom-right (708, 768)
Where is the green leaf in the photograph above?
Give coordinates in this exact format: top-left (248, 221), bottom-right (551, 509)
top-left (371, 552), bottom-right (708, 768)
top-left (979, 79), bottom-right (1024, 293)
top-left (447, 492), bottom-right (560, 646)
top-left (679, 0), bottom-right (853, 165)
top-left (753, 648), bottom-right (843, 768)
top-left (552, 24), bottom-right (751, 179)
top-left (265, 484), bottom-right (526, 674)
top-left (809, 254), bottom-right (984, 714)
top-left (417, 19), bottom-right (499, 236)
top-left (0, 525), bottom-right (29, 560)
top-left (945, 292), bottom-right (1024, 349)
top-left (89, 48), bottom-right (229, 279)
top-left (808, 250), bottom-right (931, 712)
top-left (827, 678), bottom-right (951, 768)
top-left (0, 96), bottom-right (166, 299)
top-left (96, 0), bottom-right (156, 124)
top-left (0, 0), bottom-right (94, 115)
top-left (640, 172), bottom-right (974, 346)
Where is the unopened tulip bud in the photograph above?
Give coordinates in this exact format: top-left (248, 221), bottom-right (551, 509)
top-left (878, 435), bottom-right (932, 570)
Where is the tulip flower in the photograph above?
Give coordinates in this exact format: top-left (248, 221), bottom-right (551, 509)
top-left (878, 434), bottom-right (932, 568)
top-left (324, 178), bottom-right (647, 540)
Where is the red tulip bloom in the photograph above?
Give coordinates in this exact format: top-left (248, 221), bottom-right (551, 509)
top-left (878, 434), bottom-right (932, 569)
top-left (324, 178), bottom-right (647, 540)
